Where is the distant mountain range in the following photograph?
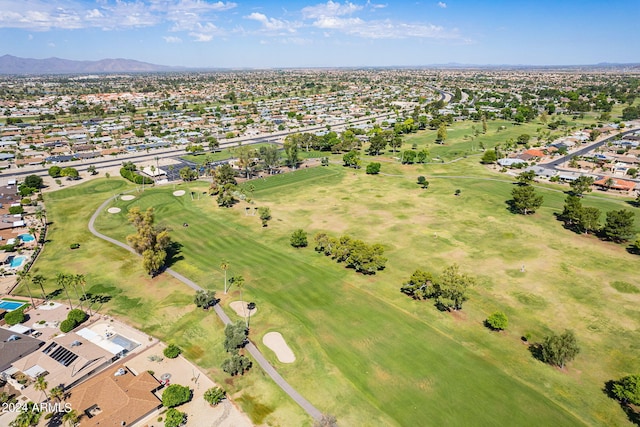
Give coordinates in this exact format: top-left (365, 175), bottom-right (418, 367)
top-left (0, 54), bottom-right (183, 74)
top-left (0, 54), bottom-right (638, 75)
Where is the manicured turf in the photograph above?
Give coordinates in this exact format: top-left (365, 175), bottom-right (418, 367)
top-left (23, 119), bottom-right (640, 426)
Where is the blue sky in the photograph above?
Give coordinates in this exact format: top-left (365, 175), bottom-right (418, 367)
top-left (1, 0), bottom-right (638, 68)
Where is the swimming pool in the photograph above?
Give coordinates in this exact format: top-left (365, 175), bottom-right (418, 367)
top-left (9, 256), bottom-right (26, 268)
top-left (18, 234), bottom-right (35, 243)
top-left (0, 300), bottom-right (26, 311)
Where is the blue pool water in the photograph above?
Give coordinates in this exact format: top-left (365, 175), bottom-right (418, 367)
top-left (0, 300), bottom-right (26, 311)
top-left (18, 234), bottom-right (35, 242)
top-left (9, 256), bottom-right (26, 268)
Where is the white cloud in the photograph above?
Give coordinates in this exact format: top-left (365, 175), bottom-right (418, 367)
top-left (244, 12), bottom-right (300, 34)
top-left (163, 35), bottom-right (182, 43)
top-left (437, 2), bottom-right (447, 8)
top-left (0, 0), bottom-right (235, 31)
top-left (189, 32), bottom-right (213, 42)
top-left (302, 1), bottom-right (362, 19)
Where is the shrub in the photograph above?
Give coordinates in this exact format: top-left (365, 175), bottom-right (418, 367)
top-left (162, 384), bottom-right (191, 408)
top-left (290, 229), bottom-right (308, 248)
top-left (164, 408), bottom-right (186, 427)
top-left (203, 387), bottom-right (226, 406)
top-left (164, 344), bottom-right (181, 359)
top-left (485, 312), bottom-right (508, 330)
top-left (365, 162), bottom-right (381, 174)
top-left (60, 319), bottom-right (77, 333)
top-left (9, 206), bottom-right (24, 215)
top-left (67, 309), bottom-right (87, 324)
top-left (4, 308), bottom-right (25, 325)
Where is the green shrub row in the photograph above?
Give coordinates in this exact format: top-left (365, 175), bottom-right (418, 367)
top-left (120, 168), bottom-right (153, 185)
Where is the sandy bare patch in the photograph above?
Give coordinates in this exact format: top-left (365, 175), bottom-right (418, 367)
top-left (120, 195), bottom-right (135, 201)
top-left (263, 332), bottom-right (295, 363)
top-left (107, 207), bottom-right (121, 214)
top-left (173, 190), bottom-right (186, 196)
top-left (230, 301), bottom-right (257, 318)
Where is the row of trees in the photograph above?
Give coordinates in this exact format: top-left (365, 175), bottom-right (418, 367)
top-left (314, 233), bottom-right (387, 274)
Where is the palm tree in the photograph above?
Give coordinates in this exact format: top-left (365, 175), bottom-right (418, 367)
top-left (247, 302), bottom-right (256, 329)
top-left (34, 376), bottom-right (48, 400)
top-left (34, 207), bottom-right (46, 226)
top-left (74, 274), bottom-right (90, 315)
top-left (220, 260), bottom-right (229, 294)
top-left (49, 386), bottom-right (64, 403)
top-left (17, 270), bottom-right (35, 308)
top-left (61, 409), bottom-right (80, 427)
top-left (32, 274), bottom-right (47, 301)
top-left (56, 273), bottom-right (73, 309)
top-left (10, 406), bottom-right (41, 427)
top-left (230, 275), bottom-right (246, 317)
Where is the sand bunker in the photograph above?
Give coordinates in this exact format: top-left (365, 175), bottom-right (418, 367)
top-left (120, 195), bottom-right (135, 201)
top-left (173, 190), bottom-right (186, 196)
top-left (263, 332), bottom-right (295, 363)
top-left (230, 301), bottom-right (257, 318)
top-left (107, 207), bottom-right (121, 214)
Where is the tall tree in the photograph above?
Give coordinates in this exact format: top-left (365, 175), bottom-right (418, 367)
top-left (541, 330), bottom-right (580, 369)
top-left (434, 264), bottom-right (476, 311)
top-left (127, 207), bottom-right (172, 276)
top-left (283, 136), bottom-right (300, 168)
top-left (220, 260), bottom-right (230, 294)
top-left (602, 209), bottom-right (635, 243)
top-left (436, 123), bottom-right (447, 143)
top-left (56, 273), bottom-right (73, 309)
top-left (570, 176), bottom-right (594, 197)
top-left (511, 185), bottom-right (544, 215)
top-left (34, 376), bottom-right (48, 400)
top-left (32, 274), bottom-right (47, 300)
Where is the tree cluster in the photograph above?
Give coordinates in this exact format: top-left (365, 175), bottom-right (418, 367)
top-left (560, 197), bottom-right (636, 243)
top-left (400, 264), bottom-right (476, 311)
top-left (194, 290), bottom-right (217, 310)
top-left (314, 233), bottom-right (386, 274)
top-left (221, 321), bottom-right (252, 376)
top-left (126, 207), bottom-right (172, 276)
top-left (18, 175), bottom-right (43, 196)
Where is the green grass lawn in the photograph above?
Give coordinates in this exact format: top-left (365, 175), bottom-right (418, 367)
top-left (20, 119), bottom-right (640, 426)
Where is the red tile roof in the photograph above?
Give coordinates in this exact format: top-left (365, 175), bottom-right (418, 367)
top-left (593, 177), bottom-right (637, 191)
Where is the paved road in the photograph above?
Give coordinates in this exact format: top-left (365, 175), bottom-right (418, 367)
top-left (87, 194), bottom-right (323, 421)
top-left (540, 127), bottom-right (640, 170)
top-left (3, 112), bottom-right (394, 181)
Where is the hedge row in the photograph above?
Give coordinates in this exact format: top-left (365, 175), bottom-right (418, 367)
top-left (120, 168), bottom-right (153, 185)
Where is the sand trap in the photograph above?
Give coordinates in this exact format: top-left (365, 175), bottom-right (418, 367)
top-left (173, 190), bottom-right (186, 196)
top-left (263, 332), bottom-right (295, 363)
top-left (107, 207), bottom-right (121, 214)
top-left (230, 301), bottom-right (257, 318)
top-left (121, 195), bottom-right (135, 201)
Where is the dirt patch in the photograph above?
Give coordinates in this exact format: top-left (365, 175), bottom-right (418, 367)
top-left (120, 195), bottom-right (135, 201)
top-left (229, 301), bottom-right (257, 318)
top-left (263, 332), bottom-right (295, 363)
top-left (173, 190), bottom-right (186, 196)
top-left (107, 207), bottom-right (121, 214)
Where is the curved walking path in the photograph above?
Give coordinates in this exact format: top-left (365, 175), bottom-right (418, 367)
top-left (88, 194), bottom-right (322, 421)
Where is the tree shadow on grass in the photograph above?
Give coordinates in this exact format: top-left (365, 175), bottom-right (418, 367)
top-left (603, 380), bottom-right (640, 426)
top-left (46, 288), bottom-right (63, 299)
top-left (528, 343), bottom-right (545, 362)
top-left (165, 241), bottom-right (184, 269)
